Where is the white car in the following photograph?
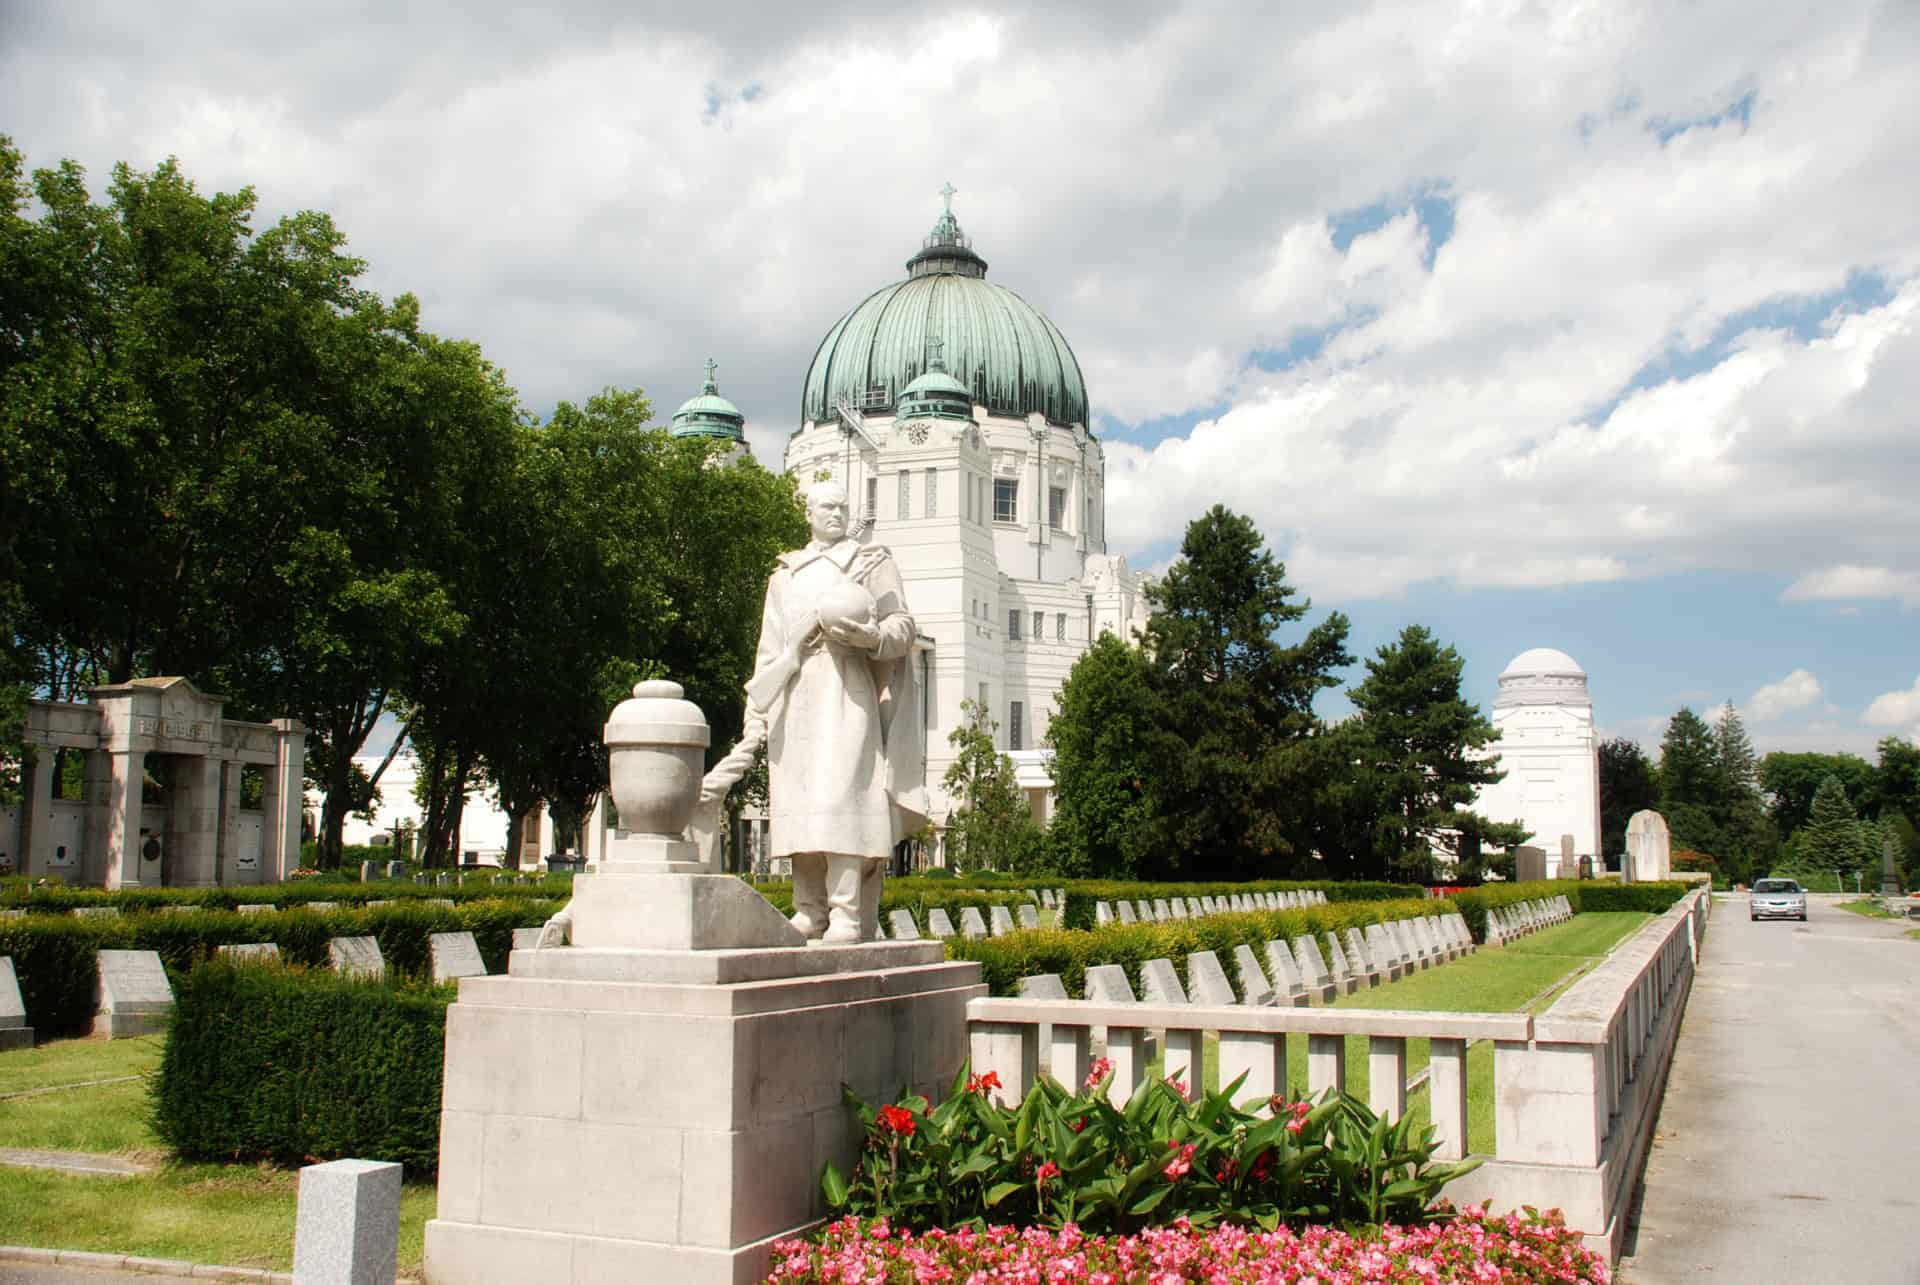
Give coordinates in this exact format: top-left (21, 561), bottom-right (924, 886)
top-left (1749, 878), bottom-right (1807, 922)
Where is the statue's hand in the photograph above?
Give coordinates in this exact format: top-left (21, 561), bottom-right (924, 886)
top-left (823, 617), bottom-right (881, 652)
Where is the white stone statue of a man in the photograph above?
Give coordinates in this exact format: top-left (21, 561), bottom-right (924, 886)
top-left (748, 481), bottom-right (925, 943)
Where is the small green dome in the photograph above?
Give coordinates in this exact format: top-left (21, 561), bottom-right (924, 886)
top-left (801, 191), bottom-right (1089, 429)
top-left (670, 359), bottom-right (746, 441)
top-left (897, 339), bottom-right (974, 422)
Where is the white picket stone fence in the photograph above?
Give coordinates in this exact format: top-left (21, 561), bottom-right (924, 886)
top-left (965, 888), bottom-right (1709, 1262)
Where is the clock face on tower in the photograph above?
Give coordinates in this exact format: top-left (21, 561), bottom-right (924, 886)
top-left (906, 422), bottom-right (930, 445)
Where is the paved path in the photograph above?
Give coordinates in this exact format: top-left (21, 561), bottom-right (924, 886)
top-left (1620, 896), bottom-right (1920, 1283)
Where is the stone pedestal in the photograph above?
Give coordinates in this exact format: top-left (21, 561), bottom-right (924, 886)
top-left (423, 939), bottom-right (981, 1285)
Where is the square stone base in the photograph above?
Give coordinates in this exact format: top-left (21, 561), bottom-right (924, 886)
top-left (93, 1010), bottom-right (168, 1038)
top-left (424, 946), bottom-right (983, 1285)
top-left (0, 1025), bottom-right (33, 1052)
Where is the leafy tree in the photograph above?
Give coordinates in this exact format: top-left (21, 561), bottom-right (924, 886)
top-left (1598, 738), bottom-right (1658, 861)
top-left (1136, 506), bottom-right (1351, 879)
top-left (1758, 751), bottom-right (1877, 839)
top-left (1344, 625), bottom-right (1515, 880)
top-left (943, 698), bottom-right (1038, 872)
top-left (1045, 633), bottom-right (1162, 879)
top-left (1872, 737), bottom-right (1920, 830)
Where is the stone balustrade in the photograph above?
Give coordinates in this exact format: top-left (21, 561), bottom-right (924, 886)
top-left (968, 994), bottom-right (1525, 1163)
top-left (963, 888), bottom-right (1709, 1264)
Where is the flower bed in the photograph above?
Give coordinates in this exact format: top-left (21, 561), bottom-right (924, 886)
top-left (766, 1210), bottom-right (1609, 1283)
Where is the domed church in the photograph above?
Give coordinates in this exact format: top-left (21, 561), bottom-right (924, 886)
top-left (781, 189), bottom-right (1147, 840)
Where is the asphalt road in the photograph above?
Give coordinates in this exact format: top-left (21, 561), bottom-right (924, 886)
top-left (1619, 895), bottom-right (1920, 1284)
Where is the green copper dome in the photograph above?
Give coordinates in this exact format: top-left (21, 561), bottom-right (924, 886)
top-left (801, 194), bottom-right (1089, 429)
top-left (896, 339), bottom-right (974, 422)
top-left (670, 359), bottom-right (746, 441)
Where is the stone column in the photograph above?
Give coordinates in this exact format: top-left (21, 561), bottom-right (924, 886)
top-left (170, 755), bottom-right (222, 887)
top-left (218, 760), bottom-right (244, 885)
top-left (83, 750), bottom-right (113, 886)
top-left (266, 719), bottom-right (306, 880)
top-left (105, 750), bottom-right (146, 889)
top-left (17, 747), bottom-right (54, 877)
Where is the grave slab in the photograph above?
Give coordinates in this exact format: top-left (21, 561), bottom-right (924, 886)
top-left (295, 1157), bottom-right (402, 1285)
top-left (0, 957), bottom-right (33, 1050)
top-left (988, 906), bottom-right (1015, 937)
top-left (94, 949), bottom-right (173, 1038)
top-left (330, 936), bottom-right (385, 980)
top-left (958, 907), bottom-right (988, 939)
top-left (220, 942), bottom-right (281, 964)
top-left (887, 909), bottom-right (921, 941)
top-left (926, 909), bottom-right (956, 939)
top-left (1185, 951), bottom-right (1238, 1006)
top-left (431, 932), bottom-right (487, 983)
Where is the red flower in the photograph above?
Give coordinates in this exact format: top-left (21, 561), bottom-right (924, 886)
top-left (877, 1104), bottom-right (917, 1137)
top-left (1070, 1117), bottom-right (1089, 1133)
top-left (967, 1070), bottom-right (1003, 1096)
top-left (1036, 1160), bottom-right (1060, 1189)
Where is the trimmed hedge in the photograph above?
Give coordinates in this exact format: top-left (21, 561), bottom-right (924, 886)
top-left (943, 899), bottom-right (1452, 998)
top-left (152, 961), bottom-right (450, 1174)
top-left (0, 877), bottom-right (568, 915)
top-left (0, 897), bottom-right (556, 1035)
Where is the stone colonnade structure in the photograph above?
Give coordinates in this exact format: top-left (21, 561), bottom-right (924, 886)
top-left (7, 676), bottom-right (304, 887)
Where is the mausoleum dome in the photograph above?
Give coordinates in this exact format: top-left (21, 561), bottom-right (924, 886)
top-left (800, 194), bottom-right (1089, 428)
top-left (1495, 647), bottom-right (1591, 709)
top-left (669, 360), bottom-right (746, 442)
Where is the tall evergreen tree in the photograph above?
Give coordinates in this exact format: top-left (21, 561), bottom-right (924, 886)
top-left (1796, 774), bottom-right (1874, 878)
top-left (1345, 625), bottom-right (1516, 879)
top-left (1708, 703), bottom-right (1775, 885)
top-left (1136, 506), bottom-right (1350, 879)
top-left (1713, 703), bottom-right (1758, 795)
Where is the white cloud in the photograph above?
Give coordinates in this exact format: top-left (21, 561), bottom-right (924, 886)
top-left (1783, 566), bottom-right (1920, 606)
top-left (1749, 669), bottom-right (1823, 721)
top-left (0, 0), bottom-right (1916, 611)
top-left (1863, 677), bottom-right (1920, 729)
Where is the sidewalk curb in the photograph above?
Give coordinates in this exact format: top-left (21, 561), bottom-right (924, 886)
top-left (0, 1246), bottom-right (291, 1282)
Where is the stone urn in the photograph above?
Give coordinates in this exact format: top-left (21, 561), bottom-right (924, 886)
top-left (604, 679), bottom-right (710, 843)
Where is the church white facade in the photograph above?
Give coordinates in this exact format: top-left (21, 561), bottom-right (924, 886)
top-left (776, 196), bottom-right (1148, 828)
top-left (1471, 647), bottom-right (1602, 877)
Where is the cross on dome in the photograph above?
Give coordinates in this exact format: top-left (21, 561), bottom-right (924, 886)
top-left (703, 357), bottom-right (719, 392)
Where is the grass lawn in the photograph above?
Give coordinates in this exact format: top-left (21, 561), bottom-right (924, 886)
top-left (1837, 898), bottom-right (1904, 920)
top-left (1172, 912), bottom-right (1652, 1155)
top-left (0, 1034), bottom-right (435, 1272)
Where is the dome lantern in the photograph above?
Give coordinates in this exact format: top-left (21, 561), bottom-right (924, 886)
top-left (670, 358), bottom-right (747, 442)
top-left (896, 336), bottom-right (975, 423)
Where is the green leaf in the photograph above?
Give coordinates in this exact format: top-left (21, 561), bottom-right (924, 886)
top-left (984, 1181), bottom-right (1023, 1208)
top-left (819, 1162), bottom-right (850, 1208)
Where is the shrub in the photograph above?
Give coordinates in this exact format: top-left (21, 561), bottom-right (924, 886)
top-left (0, 914), bottom-right (105, 1034)
top-left (766, 1209), bottom-right (1608, 1284)
top-left (152, 960), bottom-right (450, 1174)
top-left (823, 1064), bottom-right (1479, 1235)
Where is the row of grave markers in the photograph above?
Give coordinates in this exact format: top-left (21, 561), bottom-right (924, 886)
top-left (0, 926), bottom-right (543, 1047)
top-left (1482, 896), bottom-right (1572, 945)
top-left (879, 889), bottom-right (1329, 943)
top-left (1095, 889), bottom-right (1329, 927)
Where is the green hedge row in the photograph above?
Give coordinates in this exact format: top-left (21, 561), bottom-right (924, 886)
top-left (0, 877), bottom-right (567, 914)
top-left (0, 898), bottom-right (556, 1034)
top-left (1448, 879), bottom-right (1691, 942)
top-left (152, 961), bottom-right (450, 1174)
top-left (943, 899), bottom-right (1453, 998)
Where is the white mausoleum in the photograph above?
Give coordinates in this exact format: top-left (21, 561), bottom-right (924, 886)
top-left (1471, 647), bottom-right (1602, 877)
top-left (780, 193), bottom-right (1147, 830)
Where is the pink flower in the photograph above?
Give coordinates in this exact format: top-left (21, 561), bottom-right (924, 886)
top-left (1036, 1160), bottom-right (1060, 1189)
top-left (1162, 1142), bottom-right (1195, 1180)
top-left (1084, 1057), bottom-right (1113, 1092)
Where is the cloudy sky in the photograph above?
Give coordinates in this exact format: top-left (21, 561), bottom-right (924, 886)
top-left (5, 1), bottom-right (1916, 760)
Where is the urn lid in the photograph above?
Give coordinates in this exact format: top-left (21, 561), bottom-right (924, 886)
top-left (604, 679), bottom-right (711, 749)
